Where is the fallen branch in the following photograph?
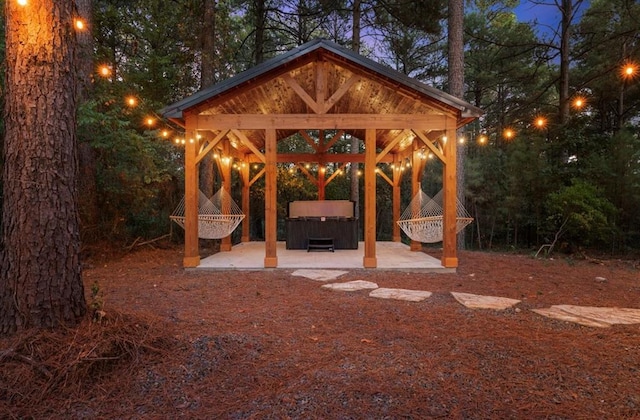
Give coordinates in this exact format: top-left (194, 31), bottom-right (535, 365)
top-left (0, 348), bottom-right (53, 379)
top-left (124, 234), bottom-right (170, 252)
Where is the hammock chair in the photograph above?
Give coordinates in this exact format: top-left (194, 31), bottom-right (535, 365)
top-left (170, 187), bottom-right (245, 239)
top-left (397, 189), bottom-right (473, 243)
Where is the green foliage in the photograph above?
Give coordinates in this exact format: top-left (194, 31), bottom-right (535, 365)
top-left (77, 98), bottom-right (182, 240)
top-left (545, 179), bottom-right (618, 248)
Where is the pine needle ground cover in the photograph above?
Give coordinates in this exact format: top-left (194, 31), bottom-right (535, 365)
top-left (2, 246), bottom-right (639, 418)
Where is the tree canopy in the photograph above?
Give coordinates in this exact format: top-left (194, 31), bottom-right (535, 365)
top-left (2, 0), bottom-right (640, 255)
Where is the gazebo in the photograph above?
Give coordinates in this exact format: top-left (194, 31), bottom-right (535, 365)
top-left (162, 39), bottom-right (482, 269)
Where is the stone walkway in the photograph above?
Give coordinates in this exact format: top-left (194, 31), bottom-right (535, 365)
top-left (292, 269), bottom-right (640, 329)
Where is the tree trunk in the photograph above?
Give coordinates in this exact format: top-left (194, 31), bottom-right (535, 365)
top-left (350, 0), bottom-right (361, 225)
top-left (1, 0), bottom-right (86, 335)
top-left (199, 0), bottom-right (217, 198)
top-left (254, 0), bottom-right (266, 65)
top-left (558, 0), bottom-right (573, 124)
top-left (75, 0), bottom-right (100, 240)
top-left (448, 0), bottom-right (465, 249)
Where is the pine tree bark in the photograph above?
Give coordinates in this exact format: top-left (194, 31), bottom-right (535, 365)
top-left (448, 0), bottom-right (465, 249)
top-left (199, 0), bottom-right (217, 199)
top-left (1, 0), bottom-right (86, 335)
top-left (350, 0), bottom-right (361, 223)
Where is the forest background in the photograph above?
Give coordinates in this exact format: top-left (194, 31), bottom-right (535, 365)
top-left (1, 0), bottom-right (639, 255)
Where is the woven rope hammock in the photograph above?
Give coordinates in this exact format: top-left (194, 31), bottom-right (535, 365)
top-left (170, 187), bottom-right (245, 239)
top-left (397, 189), bottom-right (473, 243)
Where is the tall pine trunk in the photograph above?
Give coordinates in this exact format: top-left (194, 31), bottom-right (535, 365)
top-left (1, 0), bottom-right (86, 334)
top-left (448, 0), bottom-right (465, 249)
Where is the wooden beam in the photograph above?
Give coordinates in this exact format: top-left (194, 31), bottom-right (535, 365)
top-left (325, 162), bottom-right (347, 186)
top-left (264, 129), bottom-right (278, 268)
top-left (323, 75), bottom-right (358, 113)
top-left (410, 148), bottom-right (423, 252)
top-left (322, 130), bottom-right (344, 152)
top-left (183, 116), bottom-right (200, 267)
top-left (376, 129), bottom-right (409, 163)
top-left (296, 163), bottom-right (319, 186)
top-left (377, 168), bottom-right (393, 186)
top-left (231, 129), bottom-right (265, 163)
top-left (363, 128), bottom-right (377, 268)
top-left (281, 73), bottom-right (319, 113)
top-left (277, 153), bottom-right (392, 163)
top-left (220, 139), bottom-right (232, 251)
top-left (197, 114), bottom-right (449, 130)
top-left (299, 130), bottom-right (319, 152)
top-left (392, 155), bottom-right (403, 242)
top-left (442, 126), bottom-right (458, 268)
top-left (315, 61), bottom-right (326, 113)
top-left (249, 168), bottom-right (265, 187)
top-left (241, 156), bottom-right (250, 243)
top-left (413, 129), bottom-right (445, 163)
top-left (196, 129), bottom-right (228, 165)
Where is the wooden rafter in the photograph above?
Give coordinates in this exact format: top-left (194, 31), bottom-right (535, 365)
top-left (296, 163), bottom-right (319, 186)
top-left (281, 73), bottom-right (319, 113)
top-left (324, 75), bottom-right (359, 113)
top-left (196, 129), bottom-right (228, 164)
top-left (376, 129), bottom-right (410, 163)
top-left (231, 129), bottom-right (266, 163)
top-left (249, 168), bottom-right (265, 187)
top-left (324, 162), bottom-right (348, 186)
top-left (315, 61), bottom-right (326, 112)
top-left (299, 130), bottom-right (319, 152)
top-left (413, 129), bottom-right (445, 163)
top-left (321, 129), bottom-right (344, 152)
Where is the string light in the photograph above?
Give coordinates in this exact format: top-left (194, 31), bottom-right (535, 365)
top-left (145, 117), bottom-right (155, 127)
top-left (535, 117), bottom-right (547, 128)
top-left (503, 128), bottom-right (515, 140)
top-left (458, 136), bottom-right (465, 145)
top-left (98, 65), bottom-right (112, 78)
top-left (622, 62), bottom-right (637, 79)
top-left (572, 96), bottom-right (586, 109)
top-left (17, 0), bottom-right (27, 6)
top-left (161, 130), bottom-right (170, 138)
top-left (125, 96), bottom-right (137, 107)
top-left (74, 19), bottom-right (86, 31)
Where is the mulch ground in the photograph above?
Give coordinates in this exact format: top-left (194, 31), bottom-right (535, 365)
top-left (1, 244), bottom-right (640, 419)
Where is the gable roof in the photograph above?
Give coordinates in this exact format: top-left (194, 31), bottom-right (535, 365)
top-left (162, 38), bottom-right (483, 122)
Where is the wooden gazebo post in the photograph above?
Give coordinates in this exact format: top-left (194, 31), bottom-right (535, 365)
top-left (240, 154), bottom-right (251, 243)
top-left (264, 128), bottom-right (278, 268)
top-left (363, 128), bottom-right (377, 268)
top-left (220, 139), bottom-right (233, 252)
top-left (442, 120), bottom-right (458, 267)
top-left (183, 114), bottom-right (200, 267)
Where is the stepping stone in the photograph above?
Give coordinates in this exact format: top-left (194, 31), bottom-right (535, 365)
top-left (532, 305), bottom-right (640, 328)
top-left (291, 269), bottom-right (348, 281)
top-left (451, 292), bottom-right (521, 310)
top-left (322, 280), bottom-right (379, 291)
top-left (369, 288), bottom-right (432, 302)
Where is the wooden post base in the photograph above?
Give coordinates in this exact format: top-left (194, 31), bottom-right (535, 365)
top-left (410, 241), bottom-right (422, 251)
top-left (264, 257), bottom-right (278, 268)
top-left (220, 243), bottom-right (232, 252)
top-left (441, 256), bottom-right (458, 268)
top-left (183, 255), bottom-right (200, 268)
top-left (363, 256), bottom-right (377, 268)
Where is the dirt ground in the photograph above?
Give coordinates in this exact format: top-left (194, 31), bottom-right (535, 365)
top-left (2, 244), bottom-right (640, 419)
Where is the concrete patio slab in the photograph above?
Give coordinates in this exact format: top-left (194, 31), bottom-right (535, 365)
top-left (195, 241), bottom-right (452, 272)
